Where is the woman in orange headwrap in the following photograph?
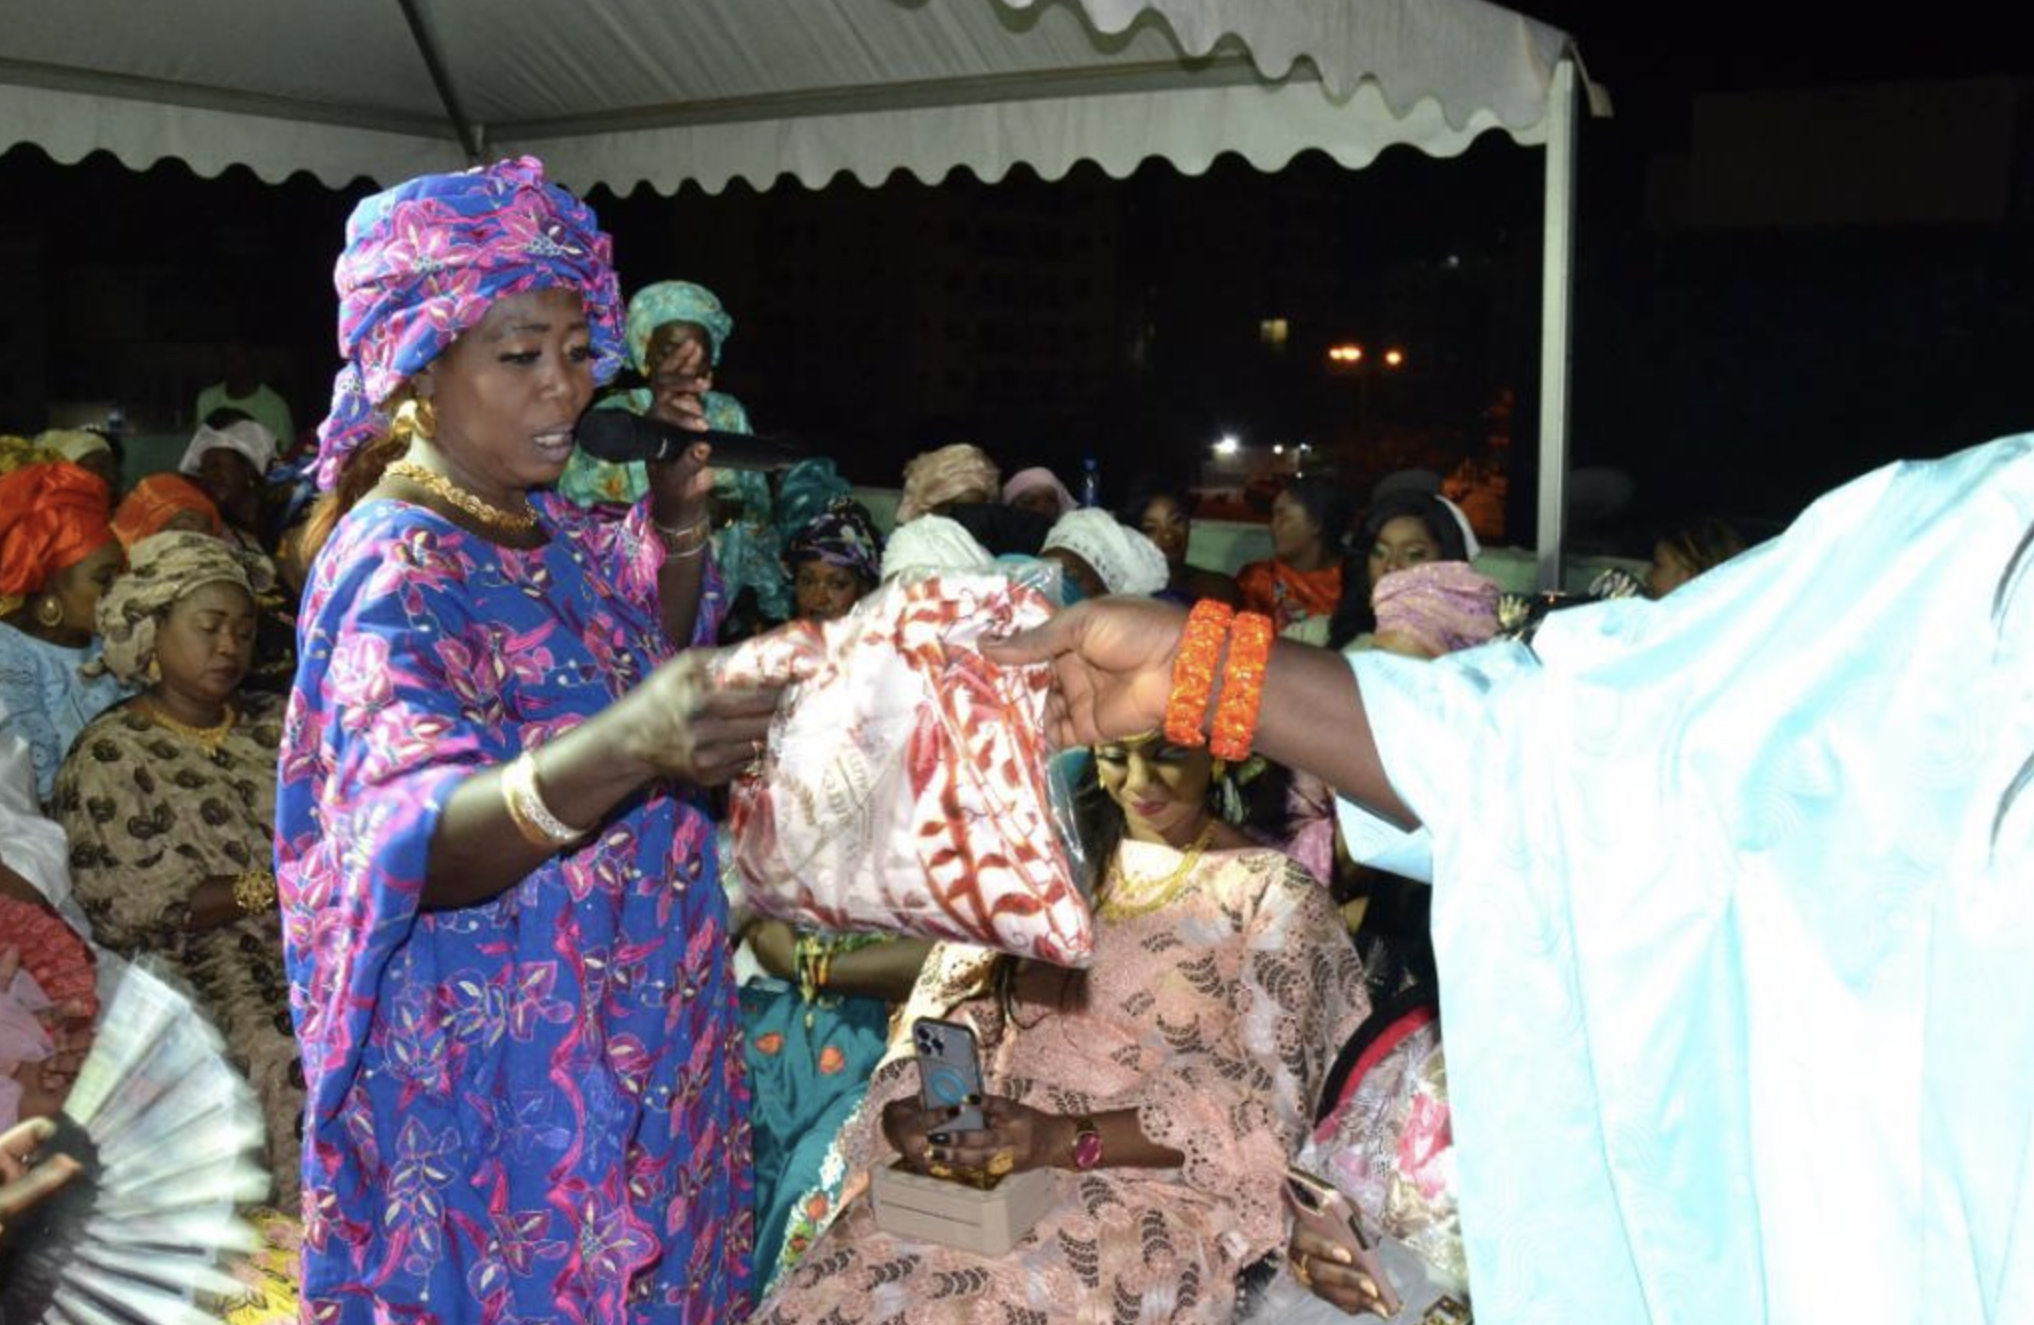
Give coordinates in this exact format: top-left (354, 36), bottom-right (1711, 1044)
top-left (0, 462), bottom-right (131, 800)
top-left (110, 474), bottom-right (222, 549)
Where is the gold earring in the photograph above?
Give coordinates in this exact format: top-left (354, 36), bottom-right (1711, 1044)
top-left (145, 656), bottom-right (162, 684)
top-left (395, 397), bottom-right (437, 442)
top-left (33, 596), bottom-right (63, 629)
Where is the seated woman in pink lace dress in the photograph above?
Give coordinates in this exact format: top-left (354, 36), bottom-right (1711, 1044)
top-left (754, 735), bottom-right (1368, 1325)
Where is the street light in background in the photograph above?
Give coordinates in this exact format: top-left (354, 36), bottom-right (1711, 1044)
top-left (1326, 342), bottom-right (1409, 446)
top-left (1214, 434), bottom-right (1240, 457)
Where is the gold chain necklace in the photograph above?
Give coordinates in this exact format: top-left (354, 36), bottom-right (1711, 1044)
top-left (1099, 821), bottom-right (1218, 921)
top-left (386, 460), bottom-right (539, 535)
top-left (143, 697), bottom-right (237, 752)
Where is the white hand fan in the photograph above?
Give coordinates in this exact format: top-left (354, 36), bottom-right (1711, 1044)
top-left (1, 958), bottom-right (270, 1324)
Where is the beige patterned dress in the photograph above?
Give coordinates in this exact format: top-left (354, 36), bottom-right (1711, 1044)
top-left (754, 843), bottom-right (1369, 1325)
top-left (51, 693), bottom-right (302, 1205)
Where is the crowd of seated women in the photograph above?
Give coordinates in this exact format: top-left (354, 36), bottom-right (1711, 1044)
top-left (0, 276), bottom-right (1749, 1322)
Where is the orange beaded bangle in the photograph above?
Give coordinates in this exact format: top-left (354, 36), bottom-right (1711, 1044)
top-left (1209, 611), bottom-right (1273, 761)
top-left (1164, 599), bottom-right (1233, 748)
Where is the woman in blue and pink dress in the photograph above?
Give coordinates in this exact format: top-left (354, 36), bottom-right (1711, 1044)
top-left (278, 158), bottom-right (786, 1324)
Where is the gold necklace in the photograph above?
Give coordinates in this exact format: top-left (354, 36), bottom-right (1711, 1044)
top-left (143, 697), bottom-right (237, 752)
top-left (1099, 821), bottom-right (1218, 921)
top-left (386, 460), bottom-right (539, 535)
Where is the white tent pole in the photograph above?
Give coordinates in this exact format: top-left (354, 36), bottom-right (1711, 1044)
top-left (1535, 54), bottom-right (1578, 592)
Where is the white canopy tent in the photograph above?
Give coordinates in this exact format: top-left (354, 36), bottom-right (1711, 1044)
top-left (0, 0), bottom-right (1600, 584)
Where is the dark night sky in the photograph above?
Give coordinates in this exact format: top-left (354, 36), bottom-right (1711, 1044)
top-left (2, 1), bottom-right (2029, 553)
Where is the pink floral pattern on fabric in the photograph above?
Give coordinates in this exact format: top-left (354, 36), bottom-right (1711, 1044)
top-left (278, 491), bottom-right (749, 1323)
top-left (757, 846), bottom-right (1368, 1324)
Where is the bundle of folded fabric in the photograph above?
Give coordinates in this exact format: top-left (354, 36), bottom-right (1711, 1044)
top-left (717, 571), bottom-right (1092, 966)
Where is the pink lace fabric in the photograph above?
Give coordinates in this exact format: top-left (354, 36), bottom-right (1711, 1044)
top-left (717, 572), bottom-right (1092, 965)
top-left (754, 845), bottom-right (1369, 1324)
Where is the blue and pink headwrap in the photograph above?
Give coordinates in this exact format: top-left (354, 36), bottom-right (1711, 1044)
top-left (314, 156), bottom-right (626, 489)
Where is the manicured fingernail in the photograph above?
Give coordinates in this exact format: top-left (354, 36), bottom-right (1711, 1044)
top-left (928, 1131), bottom-right (950, 1145)
top-left (1331, 1248), bottom-right (1354, 1265)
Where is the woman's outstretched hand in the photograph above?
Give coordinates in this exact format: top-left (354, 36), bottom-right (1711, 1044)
top-left (981, 597), bottom-right (1186, 748)
top-left (619, 651), bottom-right (784, 787)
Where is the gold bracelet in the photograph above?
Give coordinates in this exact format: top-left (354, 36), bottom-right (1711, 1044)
top-left (233, 870), bottom-right (277, 913)
top-left (652, 515), bottom-right (712, 557)
top-left (501, 751), bottom-right (591, 849)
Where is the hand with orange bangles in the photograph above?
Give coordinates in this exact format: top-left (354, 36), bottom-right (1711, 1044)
top-left (983, 594), bottom-right (1412, 831)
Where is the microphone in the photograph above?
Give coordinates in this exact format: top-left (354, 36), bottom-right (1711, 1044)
top-left (574, 411), bottom-right (805, 472)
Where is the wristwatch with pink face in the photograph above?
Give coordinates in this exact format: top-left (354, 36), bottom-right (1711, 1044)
top-left (1070, 1116), bottom-right (1103, 1171)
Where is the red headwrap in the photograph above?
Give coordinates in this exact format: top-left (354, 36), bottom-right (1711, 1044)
top-left (111, 473), bottom-right (223, 549)
top-left (0, 462), bottom-right (117, 598)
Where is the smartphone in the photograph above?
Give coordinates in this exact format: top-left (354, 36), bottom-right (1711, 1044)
top-left (1283, 1166), bottom-right (1405, 1318)
top-left (911, 1017), bottom-right (986, 1132)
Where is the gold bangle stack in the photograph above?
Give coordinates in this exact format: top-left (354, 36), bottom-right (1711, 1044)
top-left (233, 870), bottom-right (278, 913)
top-left (501, 751), bottom-right (591, 849)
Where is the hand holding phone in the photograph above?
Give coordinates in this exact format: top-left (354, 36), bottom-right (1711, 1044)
top-left (1283, 1166), bottom-right (1404, 1318)
top-left (912, 1017), bottom-right (986, 1132)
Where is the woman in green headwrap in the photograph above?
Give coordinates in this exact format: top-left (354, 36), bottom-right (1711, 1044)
top-left (559, 281), bottom-right (802, 632)
top-left (557, 279), bottom-right (754, 508)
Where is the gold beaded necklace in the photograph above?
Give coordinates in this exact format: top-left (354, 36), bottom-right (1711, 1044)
top-left (386, 460), bottom-right (539, 535)
top-left (1098, 821), bottom-right (1218, 921)
top-left (143, 696), bottom-right (237, 753)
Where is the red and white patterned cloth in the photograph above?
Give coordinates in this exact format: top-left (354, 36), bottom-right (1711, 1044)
top-left (716, 572), bottom-right (1093, 966)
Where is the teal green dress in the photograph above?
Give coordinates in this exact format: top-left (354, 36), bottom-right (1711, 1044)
top-left (739, 932), bottom-right (896, 1281)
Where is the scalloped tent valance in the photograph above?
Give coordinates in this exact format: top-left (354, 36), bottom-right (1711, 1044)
top-left (0, 0), bottom-right (1576, 191)
top-left (0, 0), bottom-right (1597, 582)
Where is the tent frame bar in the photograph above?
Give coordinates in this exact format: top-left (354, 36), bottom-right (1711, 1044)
top-left (0, 56), bottom-right (453, 139)
top-left (394, 0), bottom-right (481, 162)
top-left (496, 52), bottom-right (1298, 141)
top-left (1534, 54), bottom-right (1578, 591)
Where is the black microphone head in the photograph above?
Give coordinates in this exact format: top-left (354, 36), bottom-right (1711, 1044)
top-left (575, 409), bottom-right (680, 464)
top-left (574, 410), bottom-right (805, 472)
